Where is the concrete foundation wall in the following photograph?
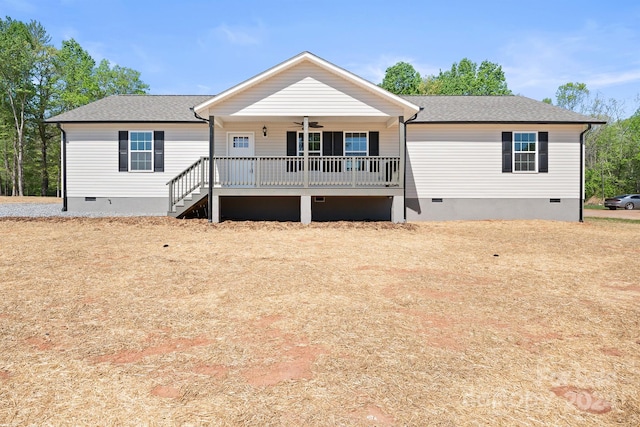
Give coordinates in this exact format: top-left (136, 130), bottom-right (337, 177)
top-left (67, 197), bottom-right (167, 215)
top-left (406, 198), bottom-right (581, 221)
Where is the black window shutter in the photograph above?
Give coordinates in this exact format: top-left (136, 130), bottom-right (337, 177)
top-left (369, 131), bottom-right (379, 172)
top-left (286, 131), bottom-right (298, 172)
top-left (333, 131), bottom-right (343, 156)
top-left (153, 131), bottom-right (164, 172)
top-left (322, 131), bottom-right (333, 155)
top-left (321, 132), bottom-right (343, 172)
top-left (502, 132), bottom-right (512, 173)
top-left (286, 131), bottom-right (297, 156)
top-left (369, 131), bottom-right (379, 156)
top-left (538, 132), bottom-right (548, 173)
top-left (118, 131), bottom-right (128, 172)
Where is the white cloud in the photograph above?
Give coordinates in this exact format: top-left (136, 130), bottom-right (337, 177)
top-left (216, 24), bottom-right (260, 45)
top-left (499, 20), bottom-right (640, 101)
top-left (587, 69), bottom-right (640, 88)
top-left (60, 26), bottom-right (79, 41)
top-left (0, 0), bottom-right (35, 13)
top-left (349, 54), bottom-right (439, 85)
top-left (195, 84), bottom-right (212, 94)
top-left (130, 44), bottom-right (163, 74)
top-left (82, 41), bottom-right (107, 63)
top-left (209, 21), bottom-right (268, 46)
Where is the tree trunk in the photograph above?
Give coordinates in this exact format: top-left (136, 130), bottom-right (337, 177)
top-left (38, 123), bottom-right (49, 196)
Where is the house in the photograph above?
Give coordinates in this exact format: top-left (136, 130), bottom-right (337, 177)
top-left (47, 52), bottom-right (604, 223)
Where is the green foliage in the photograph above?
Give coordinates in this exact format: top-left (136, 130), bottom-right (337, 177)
top-left (380, 62), bottom-right (422, 95)
top-left (94, 59), bottom-right (149, 98)
top-left (0, 18), bottom-right (149, 196)
top-left (380, 58), bottom-right (512, 96)
top-left (555, 82), bottom-right (589, 112)
top-left (55, 39), bottom-right (98, 111)
top-left (424, 58), bottom-right (512, 95)
top-left (553, 82), bottom-right (640, 200)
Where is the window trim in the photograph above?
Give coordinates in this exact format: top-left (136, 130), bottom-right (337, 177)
top-left (512, 131), bottom-right (538, 173)
top-left (344, 131), bottom-right (369, 171)
top-left (226, 132), bottom-right (255, 156)
top-left (128, 130), bottom-right (154, 172)
top-left (297, 131), bottom-right (322, 157)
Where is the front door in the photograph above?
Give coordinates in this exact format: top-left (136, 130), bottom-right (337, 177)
top-left (227, 132), bottom-right (255, 186)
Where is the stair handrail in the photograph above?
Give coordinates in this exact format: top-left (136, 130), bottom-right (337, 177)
top-left (167, 156), bottom-right (209, 211)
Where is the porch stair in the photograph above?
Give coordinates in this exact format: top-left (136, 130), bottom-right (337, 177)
top-left (169, 188), bottom-right (208, 218)
top-left (167, 156), bottom-right (209, 218)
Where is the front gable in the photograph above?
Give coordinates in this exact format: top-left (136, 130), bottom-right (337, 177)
top-left (195, 52), bottom-right (419, 121)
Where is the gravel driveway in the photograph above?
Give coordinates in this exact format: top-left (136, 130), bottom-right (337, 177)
top-left (0, 202), bottom-right (159, 218)
top-left (583, 208), bottom-right (640, 220)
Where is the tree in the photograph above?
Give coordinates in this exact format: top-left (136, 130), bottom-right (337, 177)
top-left (54, 39), bottom-right (98, 111)
top-left (27, 20), bottom-right (58, 196)
top-left (94, 59), bottom-right (149, 98)
top-left (380, 62), bottom-right (422, 95)
top-left (549, 81), bottom-right (640, 200)
top-left (424, 58), bottom-right (511, 95)
top-left (0, 17), bottom-right (37, 196)
top-left (0, 19), bottom-right (150, 196)
top-left (555, 82), bottom-right (589, 113)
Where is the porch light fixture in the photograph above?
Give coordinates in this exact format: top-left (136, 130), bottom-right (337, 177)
top-left (262, 126), bottom-right (267, 137)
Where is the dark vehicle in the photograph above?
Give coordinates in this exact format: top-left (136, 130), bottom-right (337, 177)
top-left (604, 194), bottom-right (640, 210)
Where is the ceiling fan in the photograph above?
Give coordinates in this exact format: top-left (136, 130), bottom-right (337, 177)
top-left (293, 121), bottom-right (323, 128)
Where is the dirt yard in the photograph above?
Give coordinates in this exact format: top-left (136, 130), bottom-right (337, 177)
top-left (0, 215), bottom-right (638, 426)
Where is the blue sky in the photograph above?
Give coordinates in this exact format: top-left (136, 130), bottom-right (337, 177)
top-left (3, 0), bottom-right (640, 117)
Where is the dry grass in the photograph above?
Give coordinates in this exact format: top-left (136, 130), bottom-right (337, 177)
top-left (0, 217), bottom-right (638, 426)
top-left (0, 196), bottom-right (61, 204)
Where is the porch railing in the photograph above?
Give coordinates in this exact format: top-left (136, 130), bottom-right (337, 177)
top-left (168, 156), bottom-right (400, 211)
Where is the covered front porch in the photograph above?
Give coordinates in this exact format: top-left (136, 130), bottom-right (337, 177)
top-left (167, 154), bottom-right (404, 222)
top-left (178, 52), bottom-right (420, 223)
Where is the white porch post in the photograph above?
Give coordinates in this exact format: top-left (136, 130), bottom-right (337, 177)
top-left (397, 115), bottom-right (406, 223)
top-left (301, 195), bottom-right (311, 224)
top-left (392, 195), bottom-right (405, 223)
top-left (398, 115), bottom-right (405, 190)
top-left (208, 115), bottom-right (218, 223)
top-left (303, 116), bottom-right (309, 188)
top-left (210, 194), bottom-right (220, 223)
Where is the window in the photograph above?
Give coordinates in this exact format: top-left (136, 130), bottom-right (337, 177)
top-left (233, 135), bottom-right (249, 148)
top-left (130, 131), bottom-right (153, 171)
top-left (513, 132), bottom-right (537, 172)
top-left (345, 132), bottom-right (368, 171)
top-left (297, 132), bottom-right (321, 156)
top-left (298, 132), bottom-right (321, 170)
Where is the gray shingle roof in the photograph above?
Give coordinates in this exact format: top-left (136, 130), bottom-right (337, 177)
top-left (46, 95), bottom-right (214, 123)
top-left (401, 95), bottom-right (605, 124)
top-left (47, 94), bottom-right (605, 124)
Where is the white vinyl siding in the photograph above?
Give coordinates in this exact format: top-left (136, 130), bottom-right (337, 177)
top-left (214, 122), bottom-right (400, 157)
top-left (204, 62), bottom-right (403, 118)
top-left (406, 124), bottom-right (585, 199)
top-left (65, 123), bottom-right (208, 198)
